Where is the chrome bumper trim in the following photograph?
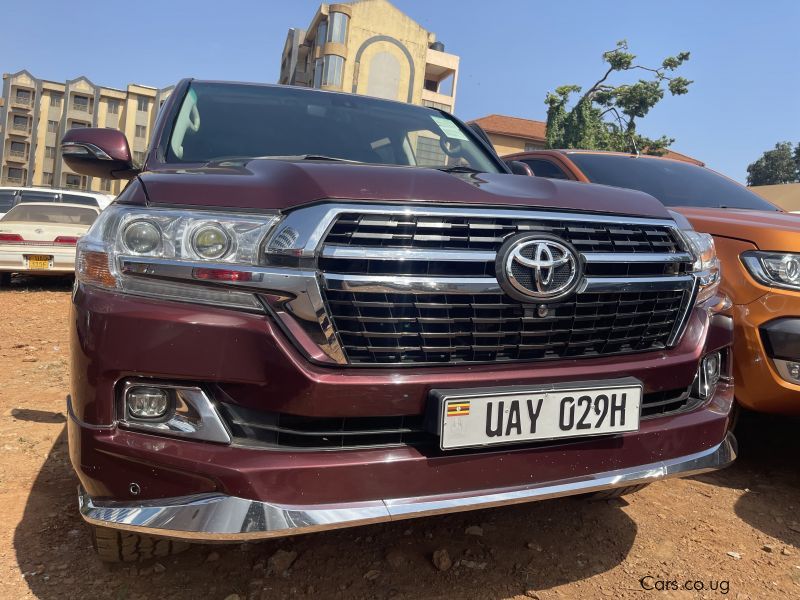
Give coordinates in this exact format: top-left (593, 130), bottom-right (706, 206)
top-left (78, 432), bottom-right (736, 542)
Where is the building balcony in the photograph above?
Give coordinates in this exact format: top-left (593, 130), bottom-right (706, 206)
top-left (425, 47), bottom-right (459, 71)
top-left (11, 95), bottom-right (33, 108)
top-left (6, 150), bottom-right (28, 162)
top-left (421, 89), bottom-right (453, 112)
top-left (71, 102), bottom-right (93, 114)
top-left (3, 175), bottom-right (25, 185)
top-left (9, 122), bottom-right (32, 135)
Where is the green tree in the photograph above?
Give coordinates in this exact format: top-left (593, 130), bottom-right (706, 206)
top-left (746, 142), bottom-right (800, 186)
top-left (545, 40), bottom-right (692, 154)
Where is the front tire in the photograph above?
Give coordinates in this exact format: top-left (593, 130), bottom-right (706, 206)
top-left (91, 526), bottom-right (191, 563)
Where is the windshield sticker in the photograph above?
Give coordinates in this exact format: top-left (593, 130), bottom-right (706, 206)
top-left (431, 116), bottom-right (469, 141)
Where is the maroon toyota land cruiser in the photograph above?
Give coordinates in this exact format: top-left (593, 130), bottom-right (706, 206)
top-left (61, 79), bottom-right (735, 562)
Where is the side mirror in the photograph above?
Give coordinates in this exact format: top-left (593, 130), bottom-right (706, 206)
top-left (505, 160), bottom-right (534, 176)
top-left (61, 128), bottom-right (139, 180)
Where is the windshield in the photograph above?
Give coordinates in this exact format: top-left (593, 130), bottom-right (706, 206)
top-left (568, 153), bottom-right (779, 211)
top-left (166, 82), bottom-right (501, 173)
top-left (1, 204), bottom-right (98, 225)
top-left (0, 190), bottom-right (15, 212)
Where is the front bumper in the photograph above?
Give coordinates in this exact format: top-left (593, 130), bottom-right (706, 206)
top-left (69, 284), bottom-right (735, 539)
top-left (731, 293), bottom-right (800, 415)
top-left (0, 247), bottom-right (77, 273)
top-left (78, 432), bottom-right (736, 542)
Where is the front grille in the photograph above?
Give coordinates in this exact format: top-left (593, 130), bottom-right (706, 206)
top-left (325, 289), bottom-right (685, 364)
top-left (317, 210), bottom-right (695, 366)
top-left (220, 387), bottom-right (695, 450)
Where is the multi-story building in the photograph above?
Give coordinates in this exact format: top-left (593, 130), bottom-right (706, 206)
top-left (279, 0), bottom-right (460, 113)
top-left (0, 70), bottom-right (172, 196)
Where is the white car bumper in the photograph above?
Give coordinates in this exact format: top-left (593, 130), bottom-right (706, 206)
top-left (0, 246), bottom-right (77, 274)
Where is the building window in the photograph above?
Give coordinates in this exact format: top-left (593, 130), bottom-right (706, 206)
top-left (328, 12), bottom-right (349, 44)
top-left (47, 120), bottom-right (59, 133)
top-left (316, 20), bottom-right (328, 46)
top-left (65, 174), bottom-right (83, 189)
top-left (15, 89), bottom-right (32, 105)
top-left (313, 58), bottom-right (324, 88)
top-left (70, 121), bottom-right (89, 129)
top-left (135, 125), bottom-right (147, 139)
top-left (8, 167), bottom-right (25, 182)
top-left (107, 99), bottom-right (120, 114)
top-left (72, 94), bottom-right (90, 112)
top-left (45, 146), bottom-right (56, 159)
top-left (137, 96), bottom-right (149, 112)
top-left (12, 115), bottom-right (29, 131)
top-left (101, 178), bottom-right (112, 192)
top-left (50, 93), bottom-right (63, 107)
top-left (43, 172), bottom-right (54, 186)
top-left (9, 141), bottom-right (26, 157)
top-left (133, 150), bottom-right (146, 164)
top-left (321, 55), bottom-right (344, 87)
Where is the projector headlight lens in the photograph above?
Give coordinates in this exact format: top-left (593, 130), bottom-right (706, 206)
top-left (123, 220), bottom-right (161, 254)
top-left (191, 224), bottom-right (231, 260)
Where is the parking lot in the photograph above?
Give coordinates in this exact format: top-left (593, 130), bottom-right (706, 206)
top-left (0, 279), bottom-right (798, 599)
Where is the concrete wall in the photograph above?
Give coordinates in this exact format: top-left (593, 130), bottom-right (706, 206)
top-left (487, 133), bottom-right (546, 157)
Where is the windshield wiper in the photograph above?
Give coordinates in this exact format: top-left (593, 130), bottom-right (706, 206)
top-left (434, 165), bottom-right (485, 174)
top-left (208, 154), bottom-right (362, 165)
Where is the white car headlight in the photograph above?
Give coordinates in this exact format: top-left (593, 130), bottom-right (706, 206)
top-left (741, 251), bottom-right (800, 291)
top-left (682, 230), bottom-right (721, 304)
top-left (76, 205), bottom-right (280, 310)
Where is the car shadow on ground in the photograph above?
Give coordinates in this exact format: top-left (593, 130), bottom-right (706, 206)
top-left (14, 427), bottom-right (639, 600)
top-left (692, 410), bottom-right (800, 548)
top-left (0, 274), bottom-right (74, 292)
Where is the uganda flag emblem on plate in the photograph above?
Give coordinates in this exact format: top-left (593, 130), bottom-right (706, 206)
top-left (446, 400), bottom-right (470, 417)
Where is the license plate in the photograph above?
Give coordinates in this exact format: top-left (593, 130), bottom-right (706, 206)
top-left (26, 255), bottom-right (52, 270)
top-left (436, 381), bottom-right (642, 450)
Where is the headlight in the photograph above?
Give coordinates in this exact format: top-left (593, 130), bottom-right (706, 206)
top-left (191, 223), bottom-right (232, 260)
top-left (76, 205), bottom-right (280, 311)
top-left (682, 230), bottom-right (721, 304)
top-left (123, 220), bottom-right (162, 254)
top-left (741, 251), bottom-right (800, 291)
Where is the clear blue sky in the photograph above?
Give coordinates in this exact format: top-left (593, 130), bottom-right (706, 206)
top-left (3, 0), bottom-right (798, 182)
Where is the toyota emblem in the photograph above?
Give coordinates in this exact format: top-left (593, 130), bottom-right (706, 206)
top-left (496, 234), bottom-right (581, 302)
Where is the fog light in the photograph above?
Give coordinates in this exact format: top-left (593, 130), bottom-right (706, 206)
top-left (127, 386), bottom-right (169, 419)
top-left (699, 351), bottom-right (722, 399)
top-left (773, 359), bottom-right (800, 384)
top-left (790, 362), bottom-right (800, 380)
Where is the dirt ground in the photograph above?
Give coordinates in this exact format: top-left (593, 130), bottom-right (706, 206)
top-left (1, 277), bottom-right (799, 600)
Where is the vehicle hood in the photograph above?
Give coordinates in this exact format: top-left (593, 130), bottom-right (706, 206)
top-left (676, 207), bottom-right (800, 251)
top-left (0, 222), bottom-right (89, 241)
top-left (136, 160), bottom-right (672, 219)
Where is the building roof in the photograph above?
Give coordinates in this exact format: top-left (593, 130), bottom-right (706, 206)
top-left (749, 182), bottom-right (800, 211)
top-left (470, 114), bottom-right (547, 143)
top-left (470, 113), bottom-right (703, 165)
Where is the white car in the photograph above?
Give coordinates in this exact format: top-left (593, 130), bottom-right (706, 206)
top-left (0, 186), bottom-right (113, 219)
top-left (0, 202), bottom-right (101, 286)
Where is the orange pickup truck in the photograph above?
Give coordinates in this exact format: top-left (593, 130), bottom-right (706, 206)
top-left (506, 149), bottom-right (800, 415)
